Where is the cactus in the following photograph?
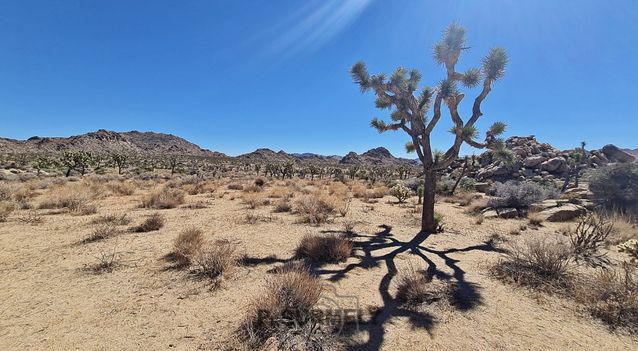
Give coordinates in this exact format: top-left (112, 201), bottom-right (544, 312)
top-left (389, 184), bottom-right (411, 203)
top-left (417, 185), bottom-right (424, 204)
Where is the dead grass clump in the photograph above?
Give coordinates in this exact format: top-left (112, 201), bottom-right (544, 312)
top-left (227, 182), bottom-right (244, 191)
top-left (573, 264), bottom-right (638, 334)
top-left (192, 239), bottom-right (236, 280)
top-left (131, 213), bottom-right (165, 232)
top-left (90, 213), bottom-right (131, 226)
top-left (18, 210), bottom-right (44, 225)
top-left (173, 228), bottom-right (205, 265)
top-left (91, 246), bottom-right (119, 273)
top-left (273, 199), bottom-right (292, 213)
top-left (245, 211), bottom-right (275, 224)
top-left (606, 214), bottom-right (638, 245)
top-left (293, 193), bottom-right (342, 224)
top-left (465, 197), bottom-right (489, 214)
top-left (268, 186), bottom-right (293, 199)
top-left (295, 234), bottom-right (352, 263)
top-left (527, 212), bottom-right (545, 227)
top-left (85, 224), bottom-right (120, 243)
top-left (491, 239), bottom-right (574, 293)
top-left (141, 187), bottom-right (185, 209)
top-left (0, 202), bottom-right (14, 222)
top-left (396, 264), bottom-right (457, 307)
top-left (106, 180), bottom-right (136, 196)
top-left (0, 183), bottom-right (12, 201)
top-left (240, 267), bottom-right (324, 347)
top-left (242, 193), bottom-right (270, 209)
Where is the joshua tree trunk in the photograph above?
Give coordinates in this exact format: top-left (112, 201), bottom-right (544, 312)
top-left (421, 170), bottom-right (437, 233)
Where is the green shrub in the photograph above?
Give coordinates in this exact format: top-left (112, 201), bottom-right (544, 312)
top-left (488, 180), bottom-right (558, 210)
top-left (588, 163), bottom-right (638, 216)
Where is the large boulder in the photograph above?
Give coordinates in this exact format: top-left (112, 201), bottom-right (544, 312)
top-left (541, 204), bottom-right (586, 222)
top-left (523, 155), bottom-right (547, 168)
top-left (601, 144), bottom-right (636, 163)
top-left (540, 157), bottom-right (567, 173)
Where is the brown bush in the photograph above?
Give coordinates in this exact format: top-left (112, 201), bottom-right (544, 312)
top-left (242, 193), bottom-right (270, 209)
top-left (0, 183), bottom-right (12, 201)
top-left (465, 198), bottom-right (489, 214)
top-left (192, 239), bottom-right (236, 280)
top-left (240, 267), bottom-right (323, 347)
top-left (293, 193), bottom-right (343, 224)
top-left (268, 186), bottom-right (293, 199)
top-left (606, 214), bottom-right (638, 245)
top-left (141, 187), bottom-right (185, 209)
top-left (227, 182), bottom-right (244, 191)
top-left (84, 224), bottom-right (120, 243)
top-left (573, 264), bottom-right (638, 334)
top-left (295, 234), bottom-right (352, 263)
top-left (527, 212), bottom-right (545, 226)
top-left (131, 213), bottom-right (165, 232)
top-left (106, 180), bottom-right (136, 196)
top-left (396, 264), bottom-right (457, 306)
top-left (0, 202), bottom-right (15, 222)
top-left (91, 213), bottom-right (131, 226)
top-left (491, 239), bottom-right (573, 293)
top-left (273, 199), bottom-right (291, 213)
top-left (173, 228), bottom-right (205, 265)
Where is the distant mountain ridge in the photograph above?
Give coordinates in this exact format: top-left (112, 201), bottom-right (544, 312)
top-left (622, 148), bottom-right (638, 160)
top-left (0, 129), bottom-right (225, 157)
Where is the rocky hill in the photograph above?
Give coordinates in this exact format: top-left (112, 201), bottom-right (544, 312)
top-left (340, 147), bottom-right (418, 166)
top-left (0, 130), bottom-right (226, 157)
top-left (622, 148), bottom-right (638, 160)
top-left (457, 136), bottom-right (636, 183)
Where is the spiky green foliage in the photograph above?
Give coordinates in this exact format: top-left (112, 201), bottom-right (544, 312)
top-left (438, 79), bottom-right (459, 99)
top-left (350, 61), bottom-right (370, 91)
top-left (417, 87), bottom-right (433, 110)
top-left (488, 121), bottom-right (507, 136)
top-left (482, 48), bottom-right (508, 81)
top-left (433, 23), bottom-right (467, 65)
top-left (461, 68), bottom-right (481, 88)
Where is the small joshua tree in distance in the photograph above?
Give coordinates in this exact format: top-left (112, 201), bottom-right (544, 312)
top-left (351, 23), bottom-right (509, 233)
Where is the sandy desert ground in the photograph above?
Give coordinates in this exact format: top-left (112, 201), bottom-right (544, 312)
top-left (0, 175), bottom-right (636, 350)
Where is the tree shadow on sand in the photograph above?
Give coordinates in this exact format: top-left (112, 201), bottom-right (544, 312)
top-left (241, 224), bottom-right (504, 350)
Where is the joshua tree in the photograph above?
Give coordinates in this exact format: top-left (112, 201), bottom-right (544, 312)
top-left (351, 23), bottom-right (508, 232)
top-left (61, 151), bottom-right (93, 177)
top-left (450, 155), bottom-right (479, 194)
top-left (111, 153), bottom-right (128, 175)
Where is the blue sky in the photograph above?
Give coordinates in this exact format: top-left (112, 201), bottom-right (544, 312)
top-left (1, 0), bottom-right (637, 157)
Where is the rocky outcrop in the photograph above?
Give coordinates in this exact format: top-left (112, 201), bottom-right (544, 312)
top-left (541, 204), bottom-right (587, 222)
top-left (602, 144), bottom-right (636, 163)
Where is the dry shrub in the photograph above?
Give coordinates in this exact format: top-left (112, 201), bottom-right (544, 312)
top-left (573, 265), bottom-right (638, 334)
top-left (243, 183), bottom-right (264, 193)
top-left (491, 239), bottom-right (573, 293)
top-left (91, 213), bottom-right (131, 226)
top-left (37, 188), bottom-right (97, 215)
top-left (0, 202), bottom-right (15, 222)
top-left (269, 186), bottom-right (293, 199)
top-left (295, 234), bottom-right (352, 263)
top-left (396, 264), bottom-right (457, 306)
top-left (527, 212), bottom-right (545, 226)
top-left (192, 239), bottom-right (236, 280)
top-left (569, 214), bottom-right (612, 267)
top-left (607, 214), bottom-right (638, 245)
top-left (245, 211), bottom-right (275, 224)
top-left (254, 177), bottom-right (266, 187)
top-left (91, 246), bottom-right (119, 273)
top-left (327, 181), bottom-right (349, 198)
top-left (465, 197), bottom-right (489, 214)
top-left (173, 228), bottom-right (205, 265)
top-left (85, 224), bottom-right (120, 243)
top-left (350, 182), bottom-right (368, 198)
top-left (141, 187), bottom-right (185, 209)
top-left (442, 192), bottom-right (479, 206)
top-left (0, 183), bottom-right (12, 201)
top-left (131, 213), bottom-right (165, 232)
top-left (273, 199), bottom-right (292, 213)
top-left (18, 210), bottom-right (43, 225)
top-left (242, 193), bottom-right (270, 209)
top-left (293, 193), bottom-right (342, 224)
top-left (106, 180), bottom-right (136, 196)
top-left (240, 267), bottom-right (323, 347)
top-left (227, 182), bottom-right (244, 191)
